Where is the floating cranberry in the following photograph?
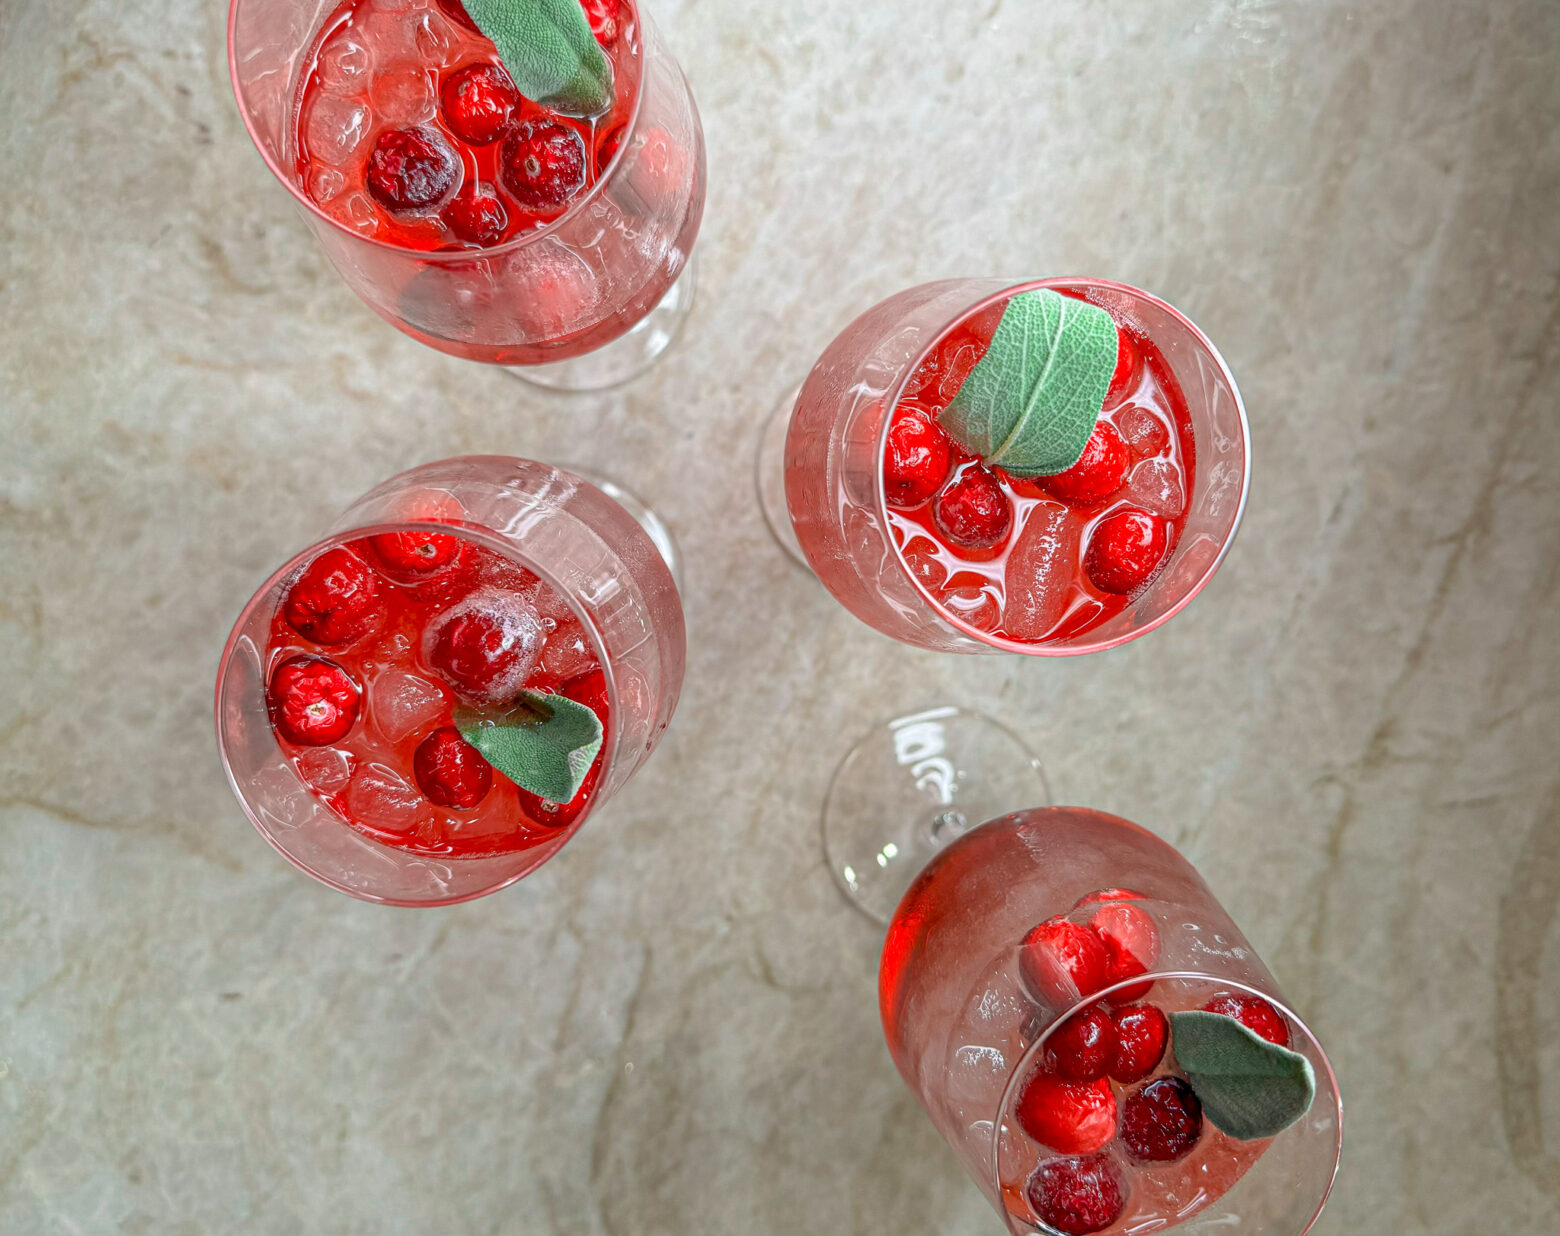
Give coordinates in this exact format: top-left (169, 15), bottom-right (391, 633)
top-left (1201, 992), bottom-right (1291, 1047)
top-left (1085, 507), bottom-right (1168, 594)
top-left (500, 120), bottom-right (587, 213)
top-left (1121, 1076), bottom-right (1203, 1163)
top-left (414, 726), bottom-right (494, 809)
top-left (440, 63), bottom-right (520, 146)
top-left (1026, 1154), bottom-right (1125, 1236)
top-left (268, 656), bottom-right (360, 747)
top-left (1109, 1003), bottom-right (1169, 1084)
top-left (883, 405), bottom-right (953, 508)
top-left (933, 465), bottom-right (1012, 549)
top-left (365, 127), bottom-right (460, 214)
top-left (282, 546), bottom-right (383, 647)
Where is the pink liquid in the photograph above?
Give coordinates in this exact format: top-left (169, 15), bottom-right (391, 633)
top-left (291, 0), bottom-right (639, 249)
top-left (884, 292), bottom-right (1197, 645)
top-left (880, 809), bottom-right (1334, 1234)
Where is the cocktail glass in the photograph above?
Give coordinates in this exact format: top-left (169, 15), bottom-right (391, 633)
top-left (214, 456), bottom-right (685, 904)
top-left (880, 806), bottom-right (1341, 1235)
top-left (228, 0), bottom-right (705, 390)
top-left (755, 277), bottom-right (1249, 920)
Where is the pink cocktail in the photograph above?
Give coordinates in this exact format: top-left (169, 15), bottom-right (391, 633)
top-left (880, 807), bottom-right (1341, 1235)
top-left (215, 457), bottom-right (685, 904)
top-left (228, 0), bottom-right (705, 388)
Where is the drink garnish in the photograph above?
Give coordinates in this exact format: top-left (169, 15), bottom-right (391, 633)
top-left (459, 0), bottom-right (613, 117)
top-left (1167, 1010), bottom-right (1317, 1140)
top-left (938, 288), bottom-right (1118, 477)
top-left (455, 688), bottom-right (603, 802)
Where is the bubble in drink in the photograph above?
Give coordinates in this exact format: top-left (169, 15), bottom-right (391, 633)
top-left (368, 668), bottom-right (449, 742)
top-left (1003, 501), bottom-right (1081, 641)
top-left (345, 763), bottom-right (423, 831)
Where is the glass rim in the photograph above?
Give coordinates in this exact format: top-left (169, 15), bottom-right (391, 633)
top-left (872, 276), bottom-right (1252, 657)
top-left (226, 0), bottom-right (653, 262)
top-left (212, 516), bottom-right (621, 907)
top-left (991, 973), bottom-right (1343, 1236)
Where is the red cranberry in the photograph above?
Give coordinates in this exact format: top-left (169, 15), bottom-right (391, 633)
top-left (1085, 507), bottom-right (1169, 594)
top-left (1014, 1073), bottom-right (1116, 1155)
top-left (933, 465), bottom-right (1012, 549)
top-left (443, 182), bottom-right (510, 246)
top-left (413, 726), bottom-right (494, 809)
top-left (500, 120), bottom-right (587, 213)
top-left (440, 63), bottom-right (520, 146)
top-left (268, 656), bottom-right (360, 746)
top-left (579, 0), bottom-right (622, 44)
top-left (437, 0), bottom-right (479, 31)
top-left (1040, 422), bottom-right (1130, 506)
top-left (369, 529), bottom-right (461, 576)
top-left (1121, 1076), bottom-right (1203, 1163)
top-left (1042, 1007), bottom-right (1116, 1083)
top-left (1109, 1004), bottom-right (1169, 1083)
top-left (1086, 901), bottom-right (1160, 1002)
top-left (882, 405), bottom-right (953, 508)
top-left (515, 670), bottom-right (607, 828)
top-left (1104, 325), bottom-right (1141, 408)
top-left (1201, 993), bottom-right (1291, 1047)
top-left (283, 546), bottom-right (383, 647)
top-left (1026, 1154), bottom-right (1125, 1236)
top-left (1020, 917), bottom-right (1110, 1008)
top-left (426, 598), bottom-right (540, 704)
top-left (365, 127), bottom-right (460, 214)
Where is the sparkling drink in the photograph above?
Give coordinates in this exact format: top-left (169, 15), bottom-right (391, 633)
top-left (216, 457), bottom-right (685, 904)
top-left (777, 278), bottom-right (1248, 654)
top-left (880, 808), bottom-right (1341, 1234)
top-left (228, 0), bottom-right (705, 382)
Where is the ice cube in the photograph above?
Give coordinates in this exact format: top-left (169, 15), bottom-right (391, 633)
top-left (1124, 457), bottom-right (1186, 517)
top-left (305, 96), bottom-right (371, 163)
top-left (940, 584), bottom-right (1001, 633)
top-left (413, 12), bottom-right (452, 62)
top-left (1002, 500), bottom-right (1080, 641)
top-left (370, 65), bottom-right (436, 127)
top-left (1115, 404), bottom-right (1170, 458)
top-left (294, 746), bottom-right (355, 795)
top-left (328, 191), bottom-right (381, 237)
top-left (308, 165), bottom-right (346, 203)
top-left (539, 615), bottom-right (600, 682)
top-left (345, 763), bottom-right (423, 832)
top-left (900, 536), bottom-right (948, 592)
top-left (317, 33), bottom-right (370, 93)
top-left (368, 669), bottom-right (449, 742)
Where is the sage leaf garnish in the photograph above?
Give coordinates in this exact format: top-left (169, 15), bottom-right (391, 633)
top-left (1169, 1010), bottom-right (1317, 1141)
top-left (938, 288), bottom-right (1118, 477)
top-left (455, 689), bottom-right (603, 803)
top-left (461, 0), bottom-right (613, 117)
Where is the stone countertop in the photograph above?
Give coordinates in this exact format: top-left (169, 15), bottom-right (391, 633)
top-left (2, 0), bottom-right (1557, 1232)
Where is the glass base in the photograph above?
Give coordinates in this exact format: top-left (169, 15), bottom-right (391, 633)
top-left (755, 384), bottom-right (806, 566)
top-left (823, 708), bottom-right (1050, 924)
top-left (508, 256), bottom-right (698, 392)
top-left (568, 468), bottom-right (683, 592)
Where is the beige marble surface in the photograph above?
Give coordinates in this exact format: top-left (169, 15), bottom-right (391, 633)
top-left (2, 0), bottom-right (1558, 1232)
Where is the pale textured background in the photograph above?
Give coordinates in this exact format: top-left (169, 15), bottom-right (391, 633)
top-left (2, 0), bottom-right (1558, 1232)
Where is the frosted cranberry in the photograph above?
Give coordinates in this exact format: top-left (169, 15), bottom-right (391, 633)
top-left (933, 465), bottom-right (1012, 549)
top-left (413, 726), bottom-right (493, 809)
top-left (440, 63), bottom-right (520, 146)
top-left (428, 607), bottom-right (528, 702)
top-left (1020, 917), bottom-right (1110, 1008)
top-left (1026, 1154), bottom-right (1124, 1236)
top-left (883, 405), bottom-right (952, 508)
top-left (283, 547), bottom-right (383, 647)
top-left (1014, 1073), bottom-right (1116, 1155)
top-left (1040, 422), bottom-right (1130, 506)
top-left (1085, 507), bottom-right (1169, 594)
top-left (369, 529), bottom-right (461, 576)
top-left (515, 670), bottom-right (607, 828)
top-left (268, 656), bottom-right (360, 746)
top-left (580, 0), bottom-right (622, 44)
top-left (500, 120), bottom-right (587, 213)
top-left (443, 182), bottom-right (510, 246)
top-left (1086, 900), bottom-right (1160, 1002)
top-left (1202, 993), bottom-right (1291, 1047)
top-left (365, 128), bottom-right (459, 214)
top-left (1042, 1007), bottom-right (1116, 1083)
top-left (1109, 1004), bottom-right (1169, 1083)
top-left (1121, 1077), bottom-right (1203, 1162)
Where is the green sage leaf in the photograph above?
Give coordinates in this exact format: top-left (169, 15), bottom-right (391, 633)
top-left (938, 288), bottom-right (1118, 477)
top-left (461, 0), bottom-right (613, 117)
top-left (1169, 1010), bottom-right (1317, 1141)
top-left (455, 689), bottom-right (603, 803)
